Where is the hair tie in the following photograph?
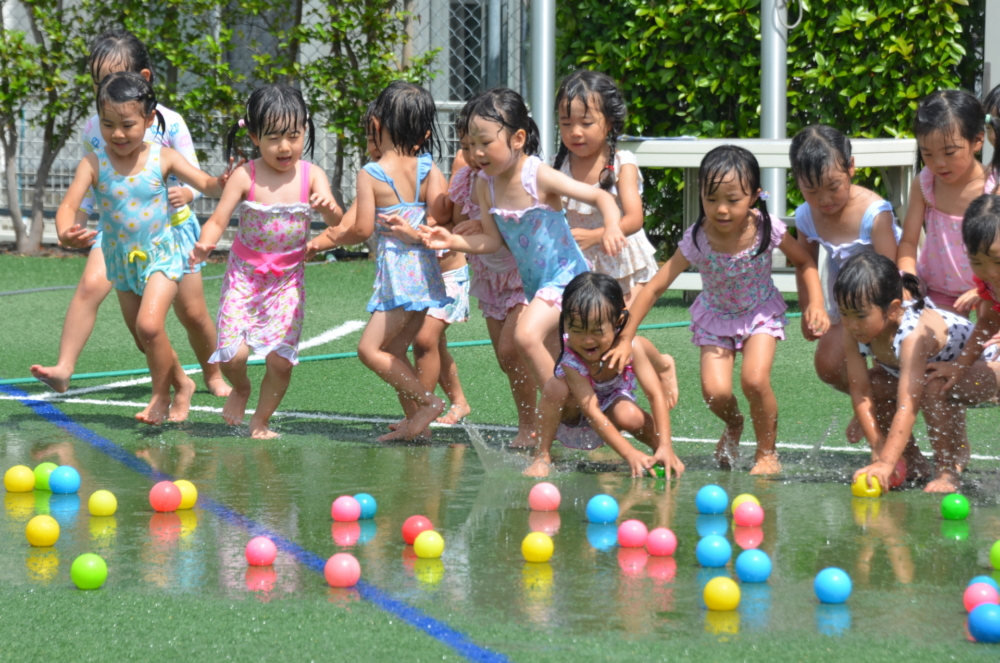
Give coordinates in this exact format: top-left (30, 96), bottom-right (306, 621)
top-left (604, 163), bottom-right (615, 171)
top-left (238, 119), bottom-right (246, 128)
top-left (758, 191), bottom-right (770, 201)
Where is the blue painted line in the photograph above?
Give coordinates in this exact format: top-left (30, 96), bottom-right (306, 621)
top-left (0, 385), bottom-right (511, 663)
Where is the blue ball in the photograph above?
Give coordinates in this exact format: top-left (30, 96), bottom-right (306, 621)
top-left (695, 534), bottom-right (732, 567)
top-left (48, 466), bottom-right (80, 494)
top-left (814, 567), bottom-right (852, 604)
top-left (586, 523), bottom-right (618, 551)
top-left (696, 514), bottom-right (729, 537)
top-left (586, 494), bottom-right (619, 524)
top-left (354, 493), bottom-right (378, 520)
top-left (969, 603), bottom-right (1000, 643)
top-left (735, 549), bottom-right (772, 583)
top-left (696, 485), bottom-right (729, 515)
top-left (970, 576), bottom-right (1000, 592)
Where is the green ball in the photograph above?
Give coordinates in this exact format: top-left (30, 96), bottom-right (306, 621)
top-left (941, 493), bottom-right (970, 521)
top-left (991, 542), bottom-right (1000, 571)
top-left (70, 553), bottom-right (108, 590)
top-left (33, 462), bottom-right (58, 491)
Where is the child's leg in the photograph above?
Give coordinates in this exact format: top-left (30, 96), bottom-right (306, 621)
top-left (385, 317), bottom-right (423, 429)
top-left (489, 305), bottom-right (538, 447)
top-left (634, 337), bottom-right (679, 409)
top-left (814, 322), bottom-right (850, 394)
top-left (739, 333), bottom-right (781, 475)
top-left (699, 344), bottom-right (742, 469)
top-left (247, 352), bottom-right (294, 439)
top-left (524, 376), bottom-right (574, 478)
top-left (174, 271), bottom-right (231, 397)
top-left (30, 247), bottom-right (113, 392)
top-left (358, 309), bottom-right (445, 441)
top-left (219, 343), bottom-right (253, 426)
top-left (435, 332), bottom-right (471, 424)
top-left (512, 298), bottom-right (561, 389)
top-left (868, 366), bottom-right (933, 479)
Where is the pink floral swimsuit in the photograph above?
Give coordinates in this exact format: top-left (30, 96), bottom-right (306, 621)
top-left (210, 160), bottom-right (313, 365)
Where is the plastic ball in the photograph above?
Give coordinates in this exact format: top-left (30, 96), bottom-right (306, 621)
top-left (889, 458), bottom-right (907, 489)
top-left (941, 494), bottom-right (971, 521)
top-left (734, 525), bottom-right (764, 550)
top-left (33, 462), bottom-right (58, 491)
top-left (617, 519), bottom-right (648, 548)
top-left (696, 485), bottom-right (729, 515)
top-left (88, 490), bottom-right (117, 516)
top-left (401, 515), bottom-right (434, 544)
top-left (4, 465), bottom-right (35, 493)
top-left (70, 553), bottom-right (108, 590)
top-left (331, 496), bottom-right (361, 522)
top-left (354, 493), bottom-right (377, 519)
top-left (585, 494), bottom-right (619, 524)
top-left (731, 493), bottom-right (759, 511)
top-left (814, 567), bottom-right (852, 604)
top-left (149, 481), bottom-right (182, 512)
top-left (245, 536), bottom-right (278, 566)
top-left (696, 534), bottom-right (732, 567)
top-left (735, 549), bottom-right (772, 583)
top-left (969, 603), bottom-right (1000, 643)
top-left (173, 480), bottom-right (198, 509)
top-left (522, 532), bottom-right (554, 563)
top-left (48, 466), bottom-right (81, 494)
top-left (413, 530), bottom-right (445, 559)
top-left (851, 474), bottom-right (881, 498)
top-left (325, 553), bottom-right (361, 588)
top-left (25, 515), bottom-right (59, 547)
top-left (528, 482), bottom-right (561, 511)
top-left (965, 583), bottom-right (1000, 612)
top-left (703, 576), bottom-right (741, 611)
top-left (645, 527), bottom-right (677, 556)
top-left (970, 576), bottom-right (1000, 592)
top-left (991, 541), bottom-right (1000, 570)
top-left (733, 501), bottom-right (765, 527)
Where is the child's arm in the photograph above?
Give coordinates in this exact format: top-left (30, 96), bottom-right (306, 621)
top-left (603, 250), bottom-right (691, 372)
top-left (870, 209), bottom-right (900, 261)
top-left (419, 177), bottom-right (503, 254)
top-left (617, 162), bottom-right (645, 236)
top-left (55, 155), bottom-right (100, 249)
top-left (927, 302), bottom-right (1000, 389)
top-left (778, 231), bottom-right (830, 338)
top-left (896, 177), bottom-right (926, 276)
top-left (306, 202), bottom-right (358, 259)
top-left (843, 330), bottom-right (883, 454)
top-left (631, 337), bottom-right (684, 478)
top-left (160, 147), bottom-right (223, 198)
top-left (536, 163), bottom-right (626, 256)
top-left (793, 233), bottom-right (823, 341)
top-left (189, 165), bottom-right (250, 266)
top-left (336, 171), bottom-right (379, 247)
top-left (425, 165), bottom-right (452, 227)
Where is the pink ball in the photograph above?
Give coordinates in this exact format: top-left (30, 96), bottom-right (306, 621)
top-left (245, 536), bottom-right (278, 566)
top-left (964, 582), bottom-right (1000, 612)
top-left (325, 552), bottom-right (361, 588)
top-left (617, 519), bottom-right (649, 548)
top-left (331, 496), bottom-right (361, 522)
top-left (149, 481), bottom-right (182, 512)
top-left (645, 527), bottom-right (677, 556)
top-left (528, 482), bottom-right (561, 511)
top-left (734, 501), bottom-right (765, 527)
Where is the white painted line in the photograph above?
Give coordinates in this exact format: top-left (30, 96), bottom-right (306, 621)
top-left (248, 320), bottom-right (365, 361)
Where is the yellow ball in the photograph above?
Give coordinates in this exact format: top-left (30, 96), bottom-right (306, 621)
top-left (413, 530), bottom-right (445, 559)
top-left (4, 465), bottom-right (35, 493)
top-left (704, 576), bottom-right (741, 611)
top-left (521, 532), bottom-right (554, 563)
top-left (25, 515), bottom-right (60, 547)
top-left (851, 473), bottom-right (881, 498)
top-left (173, 480), bottom-right (198, 510)
top-left (731, 493), bottom-right (760, 511)
top-left (88, 490), bottom-right (118, 516)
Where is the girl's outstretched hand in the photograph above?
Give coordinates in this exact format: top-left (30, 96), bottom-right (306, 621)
top-left (853, 460), bottom-right (892, 494)
top-left (377, 213), bottom-right (421, 244)
top-left (625, 450), bottom-right (657, 478)
top-left (167, 186), bottom-right (194, 208)
top-left (310, 192), bottom-right (339, 214)
top-left (218, 156), bottom-right (248, 189)
top-left (602, 333), bottom-right (634, 373)
top-left (954, 288), bottom-right (981, 314)
top-left (189, 242), bottom-right (215, 270)
top-left (653, 449), bottom-right (685, 479)
top-left (571, 227), bottom-right (603, 251)
top-left (59, 224), bottom-right (97, 250)
top-left (803, 303), bottom-right (830, 338)
top-left (602, 225), bottom-right (627, 257)
top-left (417, 225), bottom-right (454, 251)
top-left (926, 361), bottom-right (964, 392)
top-left (452, 219), bottom-right (483, 236)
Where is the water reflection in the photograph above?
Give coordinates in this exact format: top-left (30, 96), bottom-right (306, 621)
top-left (816, 603), bottom-right (851, 636)
top-left (26, 548), bottom-right (59, 583)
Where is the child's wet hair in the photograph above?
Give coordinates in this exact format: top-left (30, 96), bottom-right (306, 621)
top-left (552, 70), bottom-right (627, 191)
top-left (834, 252), bottom-right (925, 314)
top-left (366, 81), bottom-right (438, 157)
top-left (96, 71), bottom-right (164, 136)
top-left (556, 272), bottom-right (629, 373)
top-left (789, 125), bottom-right (852, 189)
top-left (89, 29), bottom-right (154, 86)
top-left (225, 84), bottom-right (315, 164)
top-left (962, 194), bottom-right (1000, 256)
top-left (913, 90), bottom-right (984, 167)
top-left (694, 145), bottom-right (773, 257)
top-left (983, 84), bottom-right (1000, 192)
top-left (465, 88), bottom-right (540, 156)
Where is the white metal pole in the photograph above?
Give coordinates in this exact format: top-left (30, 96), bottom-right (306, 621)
top-left (760, 0), bottom-right (788, 220)
top-left (529, 0), bottom-right (555, 160)
top-left (983, 0), bottom-right (999, 165)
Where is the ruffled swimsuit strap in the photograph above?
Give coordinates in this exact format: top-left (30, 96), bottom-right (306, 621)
top-left (793, 204), bottom-right (819, 242)
top-left (362, 162), bottom-right (404, 205)
top-left (858, 199), bottom-right (896, 242)
top-left (414, 153), bottom-right (433, 203)
top-left (521, 155), bottom-right (543, 205)
top-left (918, 166), bottom-right (936, 208)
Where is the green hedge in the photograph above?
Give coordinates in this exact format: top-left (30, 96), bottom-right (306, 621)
top-left (556, 0), bottom-right (985, 252)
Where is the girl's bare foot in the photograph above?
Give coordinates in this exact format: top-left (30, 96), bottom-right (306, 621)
top-left (436, 402), bottom-right (471, 425)
top-left (846, 416), bottom-right (864, 444)
top-left (924, 467), bottom-right (962, 493)
top-left (749, 451), bottom-right (781, 475)
top-left (30, 365), bottom-right (72, 393)
top-left (378, 397), bottom-right (444, 441)
top-left (524, 455), bottom-right (552, 478)
top-left (205, 376), bottom-right (232, 398)
top-left (136, 394), bottom-right (172, 425)
top-left (389, 417), bottom-right (408, 432)
top-left (249, 416), bottom-right (280, 439)
top-left (168, 376), bottom-right (197, 423)
top-left (715, 416), bottom-right (743, 470)
top-left (508, 430), bottom-right (537, 449)
top-left (222, 387), bottom-right (251, 426)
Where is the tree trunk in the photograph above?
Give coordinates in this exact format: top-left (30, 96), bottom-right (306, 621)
top-left (332, 139), bottom-right (345, 209)
top-left (1, 123), bottom-right (28, 251)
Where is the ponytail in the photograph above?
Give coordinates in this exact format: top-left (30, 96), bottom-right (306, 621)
top-left (900, 271), bottom-right (926, 311)
top-left (599, 134), bottom-right (617, 191)
top-left (523, 115), bottom-right (540, 157)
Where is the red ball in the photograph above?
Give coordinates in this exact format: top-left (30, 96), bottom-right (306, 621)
top-left (733, 501), bottom-right (765, 527)
top-left (645, 527), bottom-right (677, 556)
top-left (528, 482), bottom-right (561, 511)
top-left (734, 525), bottom-right (764, 550)
top-left (331, 495), bottom-right (361, 522)
top-left (401, 515), bottom-right (434, 544)
top-left (617, 519), bottom-right (649, 548)
top-left (149, 481), bottom-right (183, 512)
top-left (332, 521), bottom-right (361, 547)
top-left (325, 553), bottom-right (361, 588)
top-left (245, 536), bottom-right (278, 566)
top-left (964, 582), bottom-right (1000, 612)
top-left (889, 458), bottom-right (907, 489)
